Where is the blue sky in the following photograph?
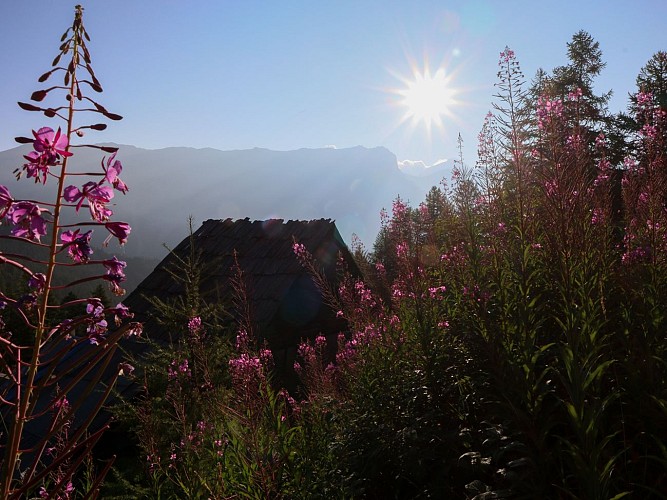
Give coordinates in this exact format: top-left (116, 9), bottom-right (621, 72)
top-left (1, 1), bottom-right (665, 164)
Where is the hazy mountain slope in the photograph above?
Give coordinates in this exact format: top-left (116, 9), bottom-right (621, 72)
top-left (0, 144), bottom-right (451, 258)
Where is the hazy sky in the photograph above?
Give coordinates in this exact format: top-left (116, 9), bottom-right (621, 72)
top-left (1, 1), bottom-right (665, 164)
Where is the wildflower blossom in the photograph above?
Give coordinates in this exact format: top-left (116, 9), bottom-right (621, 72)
top-left (7, 201), bottom-right (48, 241)
top-left (102, 152), bottom-right (129, 194)
top-left (188, 316), bottom-right (202, 335)
top-left (391, 197), bottom-right (408, 220)
top-left (102, 256), bottom-right (127, 294)
top-left (119, 362), bottom-right (135, 377)
top-left (0, 185), bottom-right (12, 218)
top-left (536, 95), bottom-right (563, 130)
top-left (32, 126), bottom-right (72, 163)
top-left (103, 256), bottom-right (126, 281)
top-left (168, 358), bottom-right (191, 380)
top-left (104, 221), bottom-right (131, 246)
top-left (567, 87), bottom-right (583, 101)
top-left (499, 47), bottom-right (515, 64)
top-left (125, 322), bottom-right (143, 338)
top-left (87, 317), bottom-right (108, 345)
top-left (636, 91), bottom-right (653, 107)
top-left (63, 182), bottom-right (114, 222)
top-left (86, 298), bottom-right (105, 318)
top-left (228, 353), bottom-right (262, 387)
top-left (61, 229), bottom-right (93, 263)
top-left (235, 329), bottom-right (251, 352)
top-left (28, 273), bottom-right (46, 294)
top-left (23, 127), bottom-right (72, 186)
top-left (112, 303), bottom-right (132, 326)
top-left (20, 151), bottom-right (51, 184)
top-left (428, 285), bottom-right (447, 299)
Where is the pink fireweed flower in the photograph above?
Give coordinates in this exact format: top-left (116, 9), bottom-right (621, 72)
top-left (379, 207), bottom-right (389, 226)
top-left (259, 348), bottom-right (274, 370)
top-left (103, 152), bottom-right (129, 194)
top-left (641, 123), bottom-right (658, 139)
top-left (113, 302), bottom-right (133, 326)
top-left (428, 285), bottom-right (447, 299)
top-left (499, 47), bottom-right (515, 64)
top-left (235, 329), bottom-right (251, 353)
top-left (33, 126), bottom-right (72, 163)
top-left (595, 133), bottom-right (607, 150)
top-left (567, 133), bottom-right (583, 150)
top-left (103, 256), bottom-right (127, 294)
top-left (228, 353), bottom-right (262, 387)
top-left (119, 362), bottom-right (135, 377)
top-left (188, 316), bottom-right (202, 335)
top-left (64, 182), bottom-right (114, 222)
top-left (168, 358), bottom-right (191, 380)
top-left (104, 221), bottom-right (131, 246)
top-left (391, 197), bottom-right (408, 220)
top-left (567, 87), bottom-right (583, 102)
top-left (636, 91), bottom-right (653, 107)
top-left (21, 150), bottom-right (51, 184)
top-left (292, 242), bottom-right (307, 259)
top-left (354, 280), bottom-right (374, 305)
top-left (591, 208), bottom-right (605, 225)
top-left (61, 229), bottom-right (93, 263)
top-left (103, 256), bottom-right (127, 279)
top-left (28, 273), bottom-right (46, 293)
top-left (125, 322), bottom-right (143, 338)
top-left (396, 241), bottom-right (409, 258)
top-left (298, 341), bottom-right (315, 363)
top-left (7, 201), bottom-right (47, 241)
top-left (536, 95), bottom-right (563, 130)
top-left (87, 317), bottom-right (108, 345)
top-left (0, 185), bottom-right (13, 218)
top-left (86, 298), bottom-right (105, 318)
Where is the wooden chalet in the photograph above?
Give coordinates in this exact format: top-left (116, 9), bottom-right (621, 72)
top-left (123, 218), bottom-right (356, 366)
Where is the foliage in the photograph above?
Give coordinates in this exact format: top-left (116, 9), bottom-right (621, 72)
top-left (9, 23), bottom-right (661, 498)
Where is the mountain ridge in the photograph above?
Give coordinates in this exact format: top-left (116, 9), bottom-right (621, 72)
top-left (0, 144), bottom-right (452, 259)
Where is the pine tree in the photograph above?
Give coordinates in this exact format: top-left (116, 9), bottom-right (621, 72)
top-left (634, 51), bottom-right (667, 111)
top-left (549, 30), bottom-right (611, 131)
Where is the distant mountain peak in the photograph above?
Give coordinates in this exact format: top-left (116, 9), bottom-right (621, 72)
top-left (0, 144), bottom-right (444, 258)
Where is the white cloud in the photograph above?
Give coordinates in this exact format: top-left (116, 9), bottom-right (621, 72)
top-left (397, 159), bottom-right (429, 172)
top-left (323, 144), bottom-right (337, 149)
top-left (397, 158), bottom-right (453, 177)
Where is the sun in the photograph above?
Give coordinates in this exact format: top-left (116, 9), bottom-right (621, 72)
top-left (398, 66), bottom-right (456, 130)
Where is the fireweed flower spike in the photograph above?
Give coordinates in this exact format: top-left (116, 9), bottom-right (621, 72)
top-left (0, 6), bottom-right (139, 495)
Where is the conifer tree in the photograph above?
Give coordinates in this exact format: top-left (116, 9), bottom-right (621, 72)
top-left (550, 30), bottom-right (611, 131)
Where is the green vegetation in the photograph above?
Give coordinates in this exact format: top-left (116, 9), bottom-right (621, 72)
top-left (108, 36), bottom-right (667, 498)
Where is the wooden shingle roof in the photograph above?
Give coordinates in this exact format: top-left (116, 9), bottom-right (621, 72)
top-left (123, 218), bottom-right (354, 348)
